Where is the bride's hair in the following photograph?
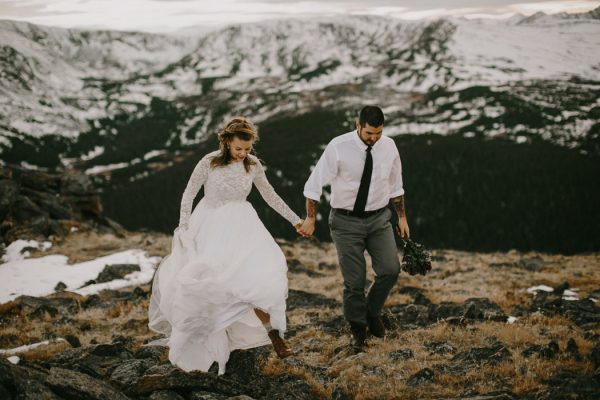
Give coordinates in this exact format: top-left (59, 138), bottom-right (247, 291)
top-left (211, 116), bottom-right (259, 172)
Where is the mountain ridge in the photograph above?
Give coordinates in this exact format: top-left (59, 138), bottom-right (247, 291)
top-left (1, 12), bottom-right (598, 155)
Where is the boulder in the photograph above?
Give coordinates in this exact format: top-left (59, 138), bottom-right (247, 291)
top-left (19, 170), bottom-right (60, 191)
top-left (389, 297), bottom-right (507, 328)
top-left (539, 369), bottom-right (600, 400)
top-left (0, 164), bottom-right (121, 243)
top-left (0, 179), bottom-right (19, 221)
top-left (8, 294), bottom-right (80, 318)
top-left (60, 172), bottom-right (97, 196)
top-left (425, 341), bottom-right (457, 355)
top-left (388, 348), bottom-right (414, 361)
top-left (149, 390), bottom-right (186, 400)
top-left (45, 342), bottom-right (133, 378)
top-left (134, 345), bottom-right (168, 361)
top-left (287, 259), bottom-right (325, 277)
top-left (45, 366), bottom-right (129, 400)
top-left (130, 364), bottom-right (232, 397)
top-left (95, 264), bottom-right (141, 283)
top-left (12, 195), bottom-right (48, 222)
top-left (461, 298), bottom-right (507, 321)
top-left (529, 291), bottom-right (600, 328)
top-left (0, 358), bottom-right (62, 400)
top-left (407, 368), bottom-right (435, 386)
top-left (451, 343), bottom-right (512, 368)
top-left (109, 358), bottom-right (159, 390)
top-left (522, 341), bottom-right (560, 359)
top-left (517, 256), bottom-right (546, 271)
top-left (189, 391), bottom-right (228, 400)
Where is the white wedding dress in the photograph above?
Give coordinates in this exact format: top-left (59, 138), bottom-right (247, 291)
top-left (148, 151), bottom-right (301, 375)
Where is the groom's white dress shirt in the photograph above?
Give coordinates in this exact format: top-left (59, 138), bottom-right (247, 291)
top-left (303, 130), bottom-right (404, 211)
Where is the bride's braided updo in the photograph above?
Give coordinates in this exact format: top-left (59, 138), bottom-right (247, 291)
top-left (211, 116), bottom-right (258, 172)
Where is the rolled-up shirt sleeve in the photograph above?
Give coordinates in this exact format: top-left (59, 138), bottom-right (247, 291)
top-left (303, 142), bottom-right (338, 201)
top-left (389, 147), bottom-right (405, 198)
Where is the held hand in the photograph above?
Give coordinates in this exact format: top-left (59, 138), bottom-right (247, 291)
top-left (294, 220), bottom-right (304, 235)
top-left (298, 218), bottom-right (315, 237)
top-left (397, 217), bottom-right (410, 239)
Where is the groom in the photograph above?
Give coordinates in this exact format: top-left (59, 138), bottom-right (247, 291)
top-left (299, 105), bottom-right (410, 353)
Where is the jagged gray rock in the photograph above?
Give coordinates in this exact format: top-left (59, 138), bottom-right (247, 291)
top-left (7, 294), bottom-right (80, 318)
top-left (45, 366), bottom-right (129, 400)
top-left (45, 342), bottom-right (133, 378)
top-left (95, 263), bottom-right (141, 283)
top-left (148, 390), bottom-right (186, 400)
top-left (0, 165), bottom-right (124, 244)
top-left (109, 358), bottom-right (158, 389)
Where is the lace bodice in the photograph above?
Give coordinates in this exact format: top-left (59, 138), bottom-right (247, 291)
top-left (179, 151), bottom-right (301, 227)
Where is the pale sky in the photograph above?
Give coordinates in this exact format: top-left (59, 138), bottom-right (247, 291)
top-left (0, 0), bottom-right (598, 33)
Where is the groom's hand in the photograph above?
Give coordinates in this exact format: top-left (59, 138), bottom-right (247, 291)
top-left (397, 216), bottom-right (410, 238)
top-left (298, 217), bottom-right (316, 237)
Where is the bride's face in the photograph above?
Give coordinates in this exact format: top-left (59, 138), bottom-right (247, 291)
top-left (228, 137), bottom-right (254, 162)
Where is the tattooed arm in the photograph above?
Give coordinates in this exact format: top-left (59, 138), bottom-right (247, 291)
top-left (391, 195), bottom-right (410, 238)
top-left (298, 198), bottom-right (318, 237)
top-left (301, 141), bottom-right (338, 237)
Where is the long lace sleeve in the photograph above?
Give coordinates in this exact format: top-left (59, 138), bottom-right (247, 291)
top-left (252, 160), bottom-right (302, 226)
top-left (179, 156), bottom-right (211, 227)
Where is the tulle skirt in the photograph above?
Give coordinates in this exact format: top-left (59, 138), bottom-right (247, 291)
top-left (148, 198), bottom-right (288, 374)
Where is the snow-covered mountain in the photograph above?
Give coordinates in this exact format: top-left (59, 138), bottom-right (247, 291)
top-left (0, 20), bottom-right (197, 140)
top-left (0, 10), bottom-right (599, 172)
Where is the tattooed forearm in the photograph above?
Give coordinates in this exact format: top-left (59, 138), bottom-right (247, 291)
top-left (306, 198), bottom-right (318, 219)
top-left (392, 195), bottom-right (406, 218)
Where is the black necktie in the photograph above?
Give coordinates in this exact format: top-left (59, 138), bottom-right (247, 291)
top-left (353, 145), bottom-right (372, 214)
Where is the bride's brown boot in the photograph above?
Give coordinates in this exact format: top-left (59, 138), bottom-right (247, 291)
top-left (268, 329), bottom-right (293, 358)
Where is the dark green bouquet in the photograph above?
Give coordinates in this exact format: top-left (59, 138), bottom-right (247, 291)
top-left (400, 238), bottom-right (432, 276)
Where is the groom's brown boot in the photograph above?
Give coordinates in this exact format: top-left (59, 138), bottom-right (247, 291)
top-left (268, 329), bottom-right (293, 359)
top-left (349, 322), bottom-right (367, 354)
top-left (367, 314), bottom-right (386, 338)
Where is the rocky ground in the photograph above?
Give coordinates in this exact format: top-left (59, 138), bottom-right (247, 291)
top-left (1, 229), bottom-right (599, 399)
top-left (0, 165), bottom-right (126, 245)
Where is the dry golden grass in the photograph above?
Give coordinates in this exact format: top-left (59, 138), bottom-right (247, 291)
top-left (18, 340), bottom-right (72, 361)
top-left (1, 232), bottom-right (599, 399)
top-left (276, 243), bottom-right (600, 399)
top-left (0, 288), bottom-right (157, 355)
top-left (36, 230), bottom-right (172, 263)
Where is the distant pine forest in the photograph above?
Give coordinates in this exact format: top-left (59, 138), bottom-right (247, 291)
top-left (101, 110), bottom-right (600, 254)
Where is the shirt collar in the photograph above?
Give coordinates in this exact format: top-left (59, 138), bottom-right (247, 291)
top-left (353, 129), bottom-right (379, 151)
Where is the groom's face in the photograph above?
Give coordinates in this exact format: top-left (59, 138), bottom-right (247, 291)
top-left (356, 122), bottom-right (383, 146)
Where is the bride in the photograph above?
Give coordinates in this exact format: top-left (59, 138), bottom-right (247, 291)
top-left (148, 117), bottom-right (303, 375)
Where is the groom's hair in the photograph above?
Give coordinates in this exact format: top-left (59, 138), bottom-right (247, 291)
top-left (358, 106), bottom-right (384, 128)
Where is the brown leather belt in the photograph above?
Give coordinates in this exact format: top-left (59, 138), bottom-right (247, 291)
top-left (333, 207), bottom-right (386, 218)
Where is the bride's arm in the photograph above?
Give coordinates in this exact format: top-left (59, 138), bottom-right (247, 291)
top-left (252, 160), bottom-right (302, 226)
top-left (179, 156), bottom-right (211, 228)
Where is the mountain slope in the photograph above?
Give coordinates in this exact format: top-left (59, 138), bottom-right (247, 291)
top-left (0, 20), bottom-right (197, 141)
top-left (1, 13), bottom-right (598, 166)
top-left (1, 12), bottom-right (599, 252)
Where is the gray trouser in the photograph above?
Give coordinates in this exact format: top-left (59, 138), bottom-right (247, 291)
top-left (329, 207), bottom-right (401, 326)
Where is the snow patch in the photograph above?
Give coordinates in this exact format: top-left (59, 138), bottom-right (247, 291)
top-left (0, 339), bottom-right (67, 355)
top-left (2, 240), bottom-right (51, 263)
top-left (0, 248), bottom-right (160, 304)
top-left (7, 356), bottom-right (20, 364)
top-left (527, 285), bottom-right (554, 294)
top-left (85, 162), bottom-right (129, 175)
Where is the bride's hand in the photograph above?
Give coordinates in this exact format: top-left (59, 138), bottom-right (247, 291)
top-left (295, 219), bottom-right (311, 237)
